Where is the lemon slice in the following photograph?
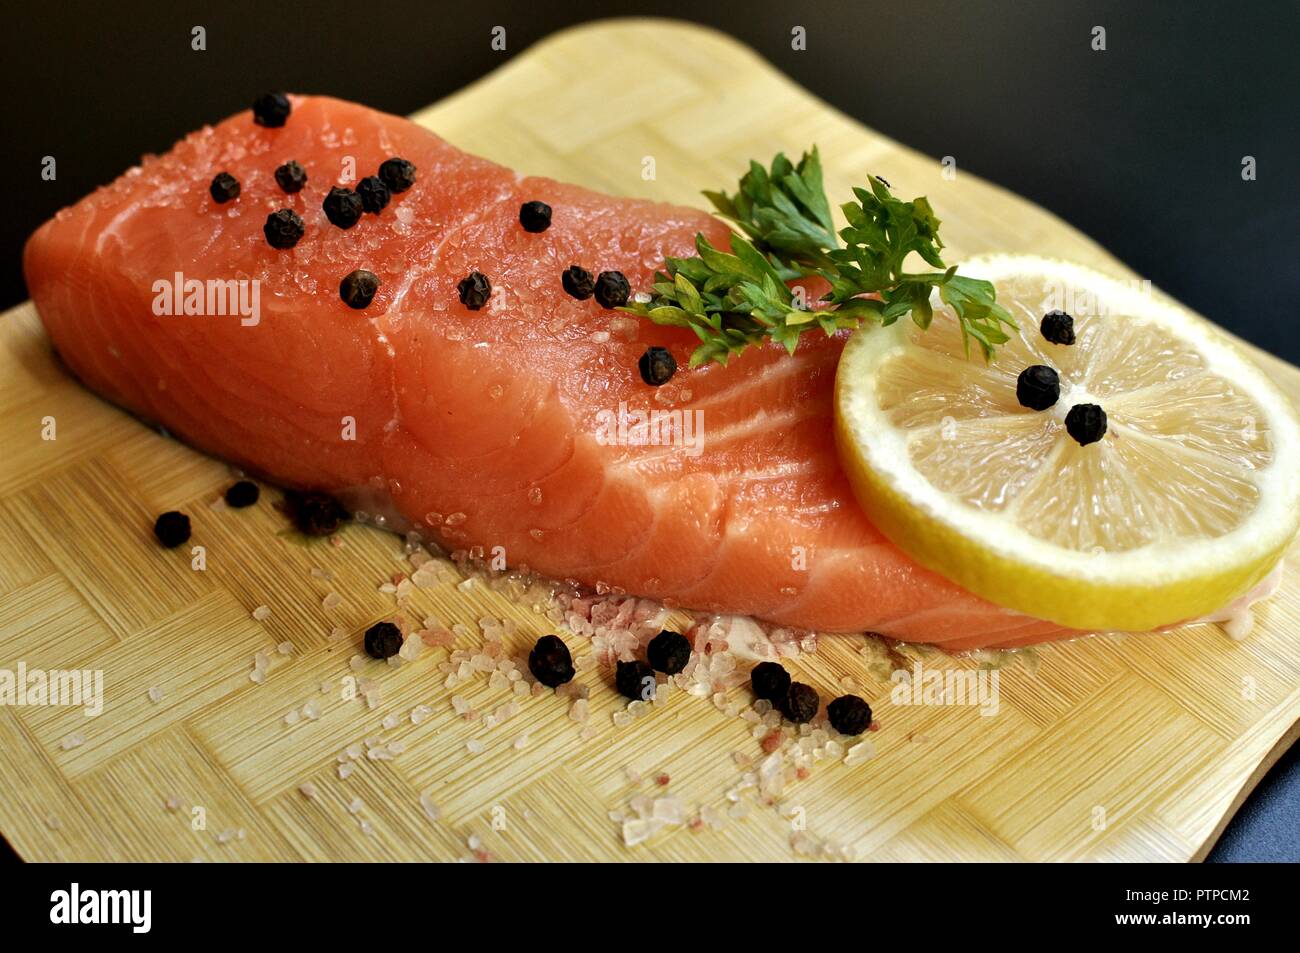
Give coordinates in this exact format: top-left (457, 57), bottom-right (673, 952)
top-left (834, 255), bottom-right (1300, 631)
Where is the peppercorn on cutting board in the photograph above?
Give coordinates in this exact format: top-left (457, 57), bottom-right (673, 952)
top-left (2, 18), bottom-right (1299, 863)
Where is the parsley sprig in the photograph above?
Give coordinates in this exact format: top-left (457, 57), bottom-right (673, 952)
top-left (620, 148), bottom-right (1015, 367)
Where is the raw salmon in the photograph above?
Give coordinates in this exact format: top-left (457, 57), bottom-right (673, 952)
top-left (23, 95), bottom-right (1072, 649)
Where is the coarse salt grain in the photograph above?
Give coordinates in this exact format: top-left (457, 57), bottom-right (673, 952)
top-left (299, 782), bottom-right (319, 799)
top-left (622, 817), bottom-right (660, 847)
top-left (466, 739), bottom-right (485, 754)
top-left (420, 793), bottom-right (440, 822)
top-left (652, 796), bottom-right (684, 824)
top-left (322, 593), bottom-right (342, 610)
top-left (147, 686), bottom-right (164, 704)
top-left (277, 641), bottom-right (293, 655)
top-left (348, 797), bottom-right (364, 814)
top-left (844, 740), bottom-right (875, 766)
top-left (251, 605), bottom-right (271, 621)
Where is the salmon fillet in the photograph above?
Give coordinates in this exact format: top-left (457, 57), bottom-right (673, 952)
top-left (23, 95), bottom-right (1071, 649)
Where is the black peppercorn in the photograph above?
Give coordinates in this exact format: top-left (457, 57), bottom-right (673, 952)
top-left (593, 271), bottom-right (630, 309)
top-left (646, 630), bottom-right (691, 675)
top-left (339, 270), bottom-right (380, 309)
top-left (519, 200), bottom-right (552, 233)
top-left (285, 490), bottom-right (349, 536)
top-left (750, 661), bottom-right (791, 702)
top-left (780, 682), bottom-right (820, 724)
top-left (252, 92), bottom-right (291, 128)
top-left (224, 480), bottom-right (260, 508)
top-left (827, 695), bottom-right (873, 736)
top-left (209, 172), bottom-right (240, 204)
top-left (364, 621), bottom-right (403, 659)
top-left (356, 175), bottom-right (391, 214)
top-left (615, 659), bottom-right (656, 701)
top-left (458, 271), bottom-right (491, 310)
top-left (378, 157), bottom-right (417, 193)
top-left (1065, 403), bottom-right (1107, 446)
top-left (263, 209), bottom-right (305, 249)
top-left (528, 635), bottom-right (575, 687)
top-left (323, 187), bottom-right (363, 229)
top-left (561, 265), bottom-right (595, 300)
top-left (1016, 365), bottom-right (1060, 411)
top-left (274, 160), bottom-right (307, 193)
top-left (153, 511), bottom-right (191, 548)
top-left (1040, 310), bottom-right (1076, 346)
top-left (638, 347), bottom-right (677, 387)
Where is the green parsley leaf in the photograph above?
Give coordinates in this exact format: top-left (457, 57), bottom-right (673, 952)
top-left (621, 150), bottom-right (1016, 367)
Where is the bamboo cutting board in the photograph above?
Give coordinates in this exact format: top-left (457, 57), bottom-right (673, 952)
top-left (1, 18), bottom-right (1298, 862)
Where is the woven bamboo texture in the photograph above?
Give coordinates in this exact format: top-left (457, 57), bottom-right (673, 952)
top-left (1, 19), bottom-right (1297, 862)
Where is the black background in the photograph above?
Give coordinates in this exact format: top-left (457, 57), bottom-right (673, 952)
top-left (1, 0), bottom-right (1297, 861)
top-left (0, 862), bottom-right (1284, 935)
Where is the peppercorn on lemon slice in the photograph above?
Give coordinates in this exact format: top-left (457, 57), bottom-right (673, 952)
top-left (834, 255), bottom-right (1300, 632)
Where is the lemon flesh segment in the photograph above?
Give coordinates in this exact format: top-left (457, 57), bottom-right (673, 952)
top-left (834, 255), bottom-right (1300, 632)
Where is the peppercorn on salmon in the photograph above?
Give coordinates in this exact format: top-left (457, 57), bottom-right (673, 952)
top-left (23, 94), bottom-right (1082, 648)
